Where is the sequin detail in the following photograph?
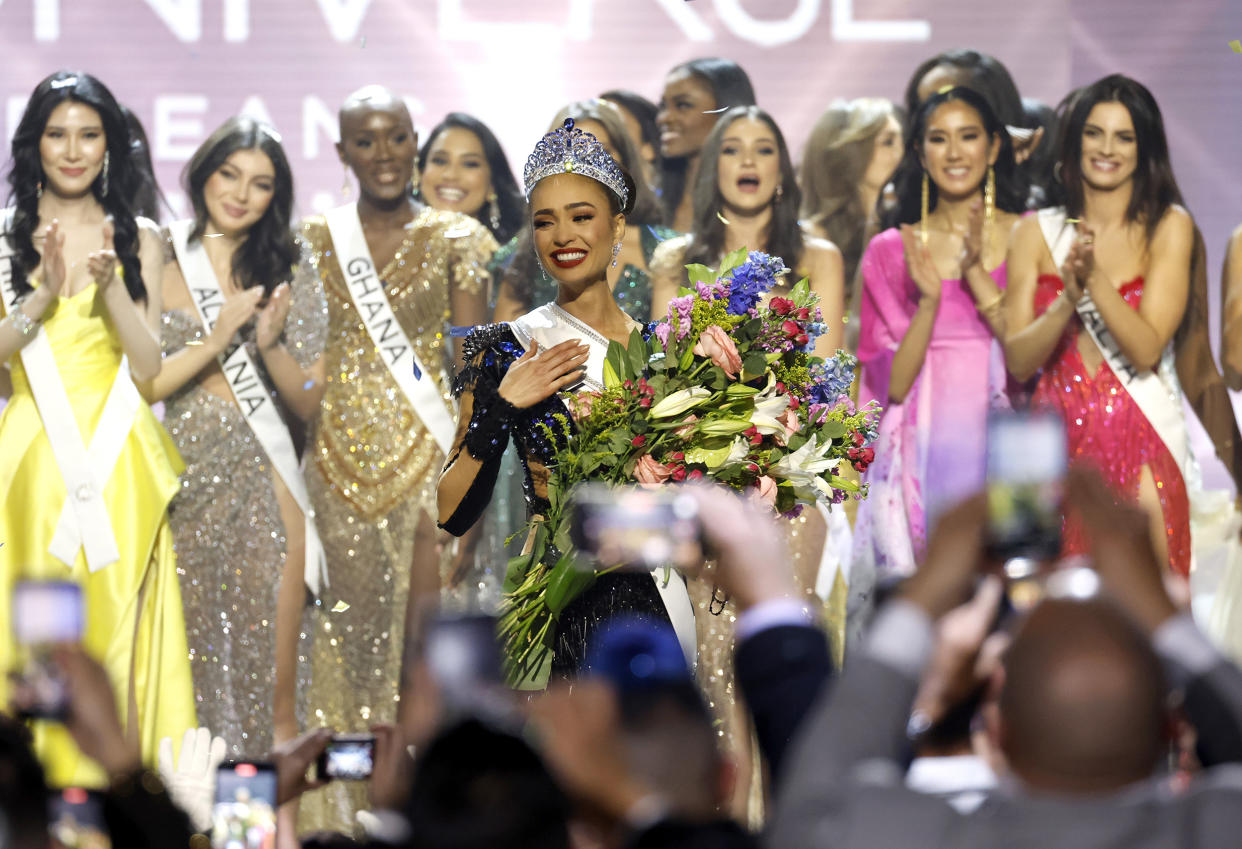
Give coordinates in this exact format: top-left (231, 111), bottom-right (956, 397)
top-left (160, 246), bottom-right (328, 758)
top-left (1032, 274), bottom-right (1190, 575)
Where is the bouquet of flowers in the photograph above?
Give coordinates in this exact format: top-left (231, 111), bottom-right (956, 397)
top-left (500, 248), bottom-right (880, 685)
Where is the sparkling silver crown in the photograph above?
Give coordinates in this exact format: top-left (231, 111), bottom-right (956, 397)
top-left (522, 118), bottom-right (628, 207)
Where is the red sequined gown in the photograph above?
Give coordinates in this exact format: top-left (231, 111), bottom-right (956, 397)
top-left (1032, 274), bottom-right (1190, 576)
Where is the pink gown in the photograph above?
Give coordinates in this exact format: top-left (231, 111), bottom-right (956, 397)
top-left (1032, 274), bottom-right (1191, 576)
top-left (854, 228), bottom-right (1011, 577)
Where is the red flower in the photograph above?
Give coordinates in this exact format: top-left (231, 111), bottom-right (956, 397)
top-left (795, 333), bottom-right (810, 346)
top-left (668, 450), bottom-right (685, 462)
top-left (671, 466), bottom-right (688, 482)
top-left (852, 431), bottom-right (865, 447)
top-left (770, 297), bottom-right (794, 315)
top-left (687, 469), bottom-right (704, 481)
top-left (744, 426), bottom-right (763, 446)
top-left (746, 462), bottom-right (759, 474)
top-left (862, 447), bottom-right (875, 463)
top-left (631, 435), bottom-right (646, 447)
top-left (639, 397), bottom-right (652, 408)
top-left (796, 307), bottom-right (811, 321)
top-left (781, 320), bottom-right (801, 337)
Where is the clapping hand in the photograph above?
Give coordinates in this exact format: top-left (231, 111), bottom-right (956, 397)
top-left (87, 220), bottom-right (121, 292)
top-left (38, 219), bottom-right (69, 303)
top-left (498, 338), bottom-right (590, 408)
top-left (1060, 225), bottom-right (1095, 303)
top-left (158, 727), bottom-right (228, 833)
top-left (207, 287), bottom-right (264, 355)
top-left (257, 282), bottom-right (291, 352)
top-left (899, 224), bottom-right (944, 303)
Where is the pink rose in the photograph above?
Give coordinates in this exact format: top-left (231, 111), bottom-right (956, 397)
top-left (692, 324), bottom-right (743, 378)
top-left (754, 475), bottom-right (778, 507)
top-left (633, 454), bottom-right (673, 487)
top-left (675, 414), bottom-right (698, 439)
top-left (567, 390), bottom-right (601, 423)
top-left (777, 408), bottom-right (801, 445)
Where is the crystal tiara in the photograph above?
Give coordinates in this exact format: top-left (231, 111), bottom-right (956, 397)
top-left (522, 118), bottom-right (629, 208)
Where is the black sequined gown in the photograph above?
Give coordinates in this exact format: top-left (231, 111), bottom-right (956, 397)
top-left (439, 323), bottom-right (670, 678)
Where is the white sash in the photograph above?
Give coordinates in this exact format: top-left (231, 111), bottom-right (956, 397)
top-left (0, 212), bottom-right (139, 572)
top-left (510, 304), bottom-right (699, 667)
top-left (1037, 207), bottom-right (1192, 474)
top-left (168, 219), bottom-right (329, 595)
top-left (322, 204), bottom-right (456, 455)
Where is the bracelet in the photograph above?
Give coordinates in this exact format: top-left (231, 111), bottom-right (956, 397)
top-left (975, 291), bottom-right (1004, 315)
top-left (5, 308), bottom-right (38, 336)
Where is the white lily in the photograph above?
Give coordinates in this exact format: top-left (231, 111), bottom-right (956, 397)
top-left (649, 386), bottom-right (713, 419)
top-left (750, 393), bottom-right (791, 435)
top-left (771, 436), bottom-right (837, 485)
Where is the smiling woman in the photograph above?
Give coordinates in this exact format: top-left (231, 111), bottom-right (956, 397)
top-left (438, 119), bottom-right (695, 681)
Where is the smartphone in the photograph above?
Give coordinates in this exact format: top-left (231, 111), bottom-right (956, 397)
top-left (424, 614), bottom-right (506, 720)
top-left (48, 787), bottom-right (109, 849)
top-left (315, 734), bottom-right (376, 782)
top-left (212, 762), bottom-right (277, 849)
top-left (569, 484), bottom-right (702, 570)
top-left (12, 581), bottom-right (84, 720)
top-left (984, 411), bottom-right (1067, 569)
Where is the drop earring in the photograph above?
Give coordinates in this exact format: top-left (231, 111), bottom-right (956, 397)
top-left (611, 242), bottom-right (621, 268)
top-left (919, 170), bottom-right (930, 245)
top-left (487, 192), bottom-right (500, 232)
top-left (774, 183), bottom-right (783, 201)
top-left (99, 149), bottom-right (110, 198)
top-left (36, 179), bottom-right (43, 200)
top-left (410, 157), bottom-right (421, 195)
top-left (983, 164), bottom-right (996, 253)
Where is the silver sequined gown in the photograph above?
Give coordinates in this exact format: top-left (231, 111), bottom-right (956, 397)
top-left (159, 249), bottom-right (328, 759)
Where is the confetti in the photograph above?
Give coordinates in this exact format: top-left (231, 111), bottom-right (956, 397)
top-left (330, 600), bottom-right (351, 613)
top-left (1066, 218), bottom-right (1081, 224)
top-left (1230, 39), bottom-right (1242, 53)
top-left (702, 106), bottom-right (729, 114)
top-left (302, 379), bottom-right (316, 390)
top-left (443, 226), bottom-right (475, 239)
top-left (716, 211), bottom-right (731, 226)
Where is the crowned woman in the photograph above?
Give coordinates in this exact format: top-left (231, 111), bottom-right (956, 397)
top-left (437, 119), bottom-right (696, 679)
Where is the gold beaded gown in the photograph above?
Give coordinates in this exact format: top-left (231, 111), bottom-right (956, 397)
top-left (159, 249), bottom-right (328, 758)
top-left (298, 207), bottom-right (495, 832)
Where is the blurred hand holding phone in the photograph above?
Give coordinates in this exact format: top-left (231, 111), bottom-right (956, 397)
top-left (212, 762), bottom-right (277, 849)
top-left (315, 734), bottom-right (375, 782)
top-left (569, 484), bottom-right (703, 571)
top-left (11, 580), bottom-right (84, 720)
top-left (984, 411), bottom-right (1068, 609)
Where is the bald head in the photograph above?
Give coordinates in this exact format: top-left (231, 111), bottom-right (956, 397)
top-left (339, 85), bottom-right (412, 135)
top-left (999, 598), bottom-right (1166, 794)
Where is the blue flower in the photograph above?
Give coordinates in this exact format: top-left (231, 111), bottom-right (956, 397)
top-left (808, 353), bottom-right (857, 405)
top-left (725, 251), bottom-right (787, 315)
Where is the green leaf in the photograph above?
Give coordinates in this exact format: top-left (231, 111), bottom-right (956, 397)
top-left (685, 442), bottom-right (735, 468)
top-left (602, 358), bottom-right (621, 389)
top-left (821, 420), bottom-right (847, 439)
top-left (545, 555), bottom-right (597, 615)
top-left (718, 246), bottom-right (749, 277)
top-left (685, 263), bottom-right (717, 287)
top-left (678, 348), bottom-right (696, 371)
top-left (725, 382), bottom-right (760, 398)
top-left (627, 329), bottom-right (648, 377)
top-left (742, 353), bottom-right (767, 378)
top-left (606, 339), bottom-right (631, 382)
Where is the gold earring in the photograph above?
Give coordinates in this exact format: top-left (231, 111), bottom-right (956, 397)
top-left (410, 158), bottom-right (421, 195)
top-left (487, 192), bottom-right (500, 232)
top-left (920, 170), bottom-right (930, 245)
top-left (983, 164), bottom-right (995, 254)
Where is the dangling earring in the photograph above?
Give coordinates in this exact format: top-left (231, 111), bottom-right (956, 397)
top-left (99, 149), bottom-right (110, 198)
top-left (983, 164), bottom-right (996, 251)
top-left (919, 170), bottom-right (930, 245)
top-left (36, 180), bottom-right (43, 200)
top-left (410, 157), bottom-right (421, 196)
top-left (487, 192), bottom-right (500, 232)
top-left (340, 166), bottom-right (352, 198)
top-left (774, 183), bottom-right (784, 201)
top-left (611, 242), bottom-right (621, 268)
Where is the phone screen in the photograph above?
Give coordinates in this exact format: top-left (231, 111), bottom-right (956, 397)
top-left (984, 411), bottom-right (1067, 567)
top-left (212, 763), bottom-right (277, 849)
top-left (316, 735), bottom-right (376, 782)
top-left (569, 484), bottom-right (702, 570)
top-left (13, 581), bottom-right (84, 720)
top-left (48, 787), bottom-right (110, 849)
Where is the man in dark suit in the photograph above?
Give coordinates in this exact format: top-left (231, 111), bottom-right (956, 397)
top-left (768, 470), bottom-right (1242, 849)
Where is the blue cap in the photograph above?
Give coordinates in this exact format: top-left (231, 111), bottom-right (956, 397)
top-left (585, 615), bottom-right (691, 691)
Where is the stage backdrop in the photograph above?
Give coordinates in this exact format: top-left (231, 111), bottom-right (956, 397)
top-left (1, 0), bottom-right (1241, 479)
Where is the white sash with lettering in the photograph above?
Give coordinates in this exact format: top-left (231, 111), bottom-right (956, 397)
top-left (511, 304), bottom-right (699, 667)
top-left (168, 219), bottom-right (329, 595)
top-left (323, 203), bottom-right (456, 455)
top-left (1037, 207), bottom-right (1192, 475)
top-left (0, 212), bottom-right (139, 571)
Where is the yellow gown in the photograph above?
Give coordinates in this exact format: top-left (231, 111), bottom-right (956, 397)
top-left (0, 283), bottom-right (196, 788)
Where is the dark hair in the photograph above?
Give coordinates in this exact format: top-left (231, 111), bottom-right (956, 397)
top-left (882, 86), bottom-right (1025, 230)
top-left (418, 112), bottom-right (525, 244)
top-left (904, 48), bottom-right (1025, 129)
top-left (600, 88), bottom-right (661, 157)
top-left (1056, 74), bottom-right (1182, 241)
top-left (1019, 97), bottom-right (1058, 209)
top-left (120, 104), bottom-right (167, 223)
top-left (183, 116), bottom-right (298, 295)
top-left (685, 106), bottom-right (804, 272)
top-left (404, 719), bottom-right (570, 849)
top-left (659, 57), bottom-right (757, 224)
top-left (5, 70), bottom-right (148, 302)
top-left (0, 716), bottom-right (48, 849)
